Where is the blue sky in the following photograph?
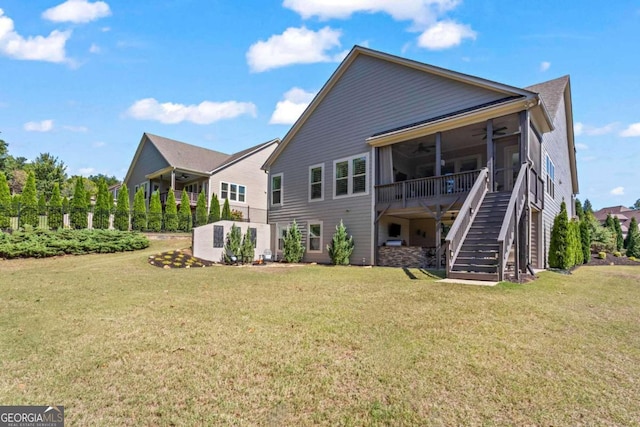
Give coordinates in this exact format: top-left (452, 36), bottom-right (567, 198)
top-left (0, 0), bottom-right (638, 209)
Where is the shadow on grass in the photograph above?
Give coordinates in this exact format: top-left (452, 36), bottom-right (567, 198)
top-left (402, 268), bottom-right (445, 280)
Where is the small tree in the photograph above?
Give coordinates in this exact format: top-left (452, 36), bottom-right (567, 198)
top-left (579, 213), bottom-right (591, 263)
top-left (62, 196), bottom-right (70, 215)
top-left (38, 193), bottom-right (47, 216)
top-left (20, 171), bottom-right (38, 228)
top-left (70, 176), bottom-right (88, 229)
top-left (93, 179), bottom-right (111, 229)
top-left (583, 199), bottom-right (593, 215)
top-left (178, 197), bottom-right (192, 232)
top-left (208, 193), bottom-right (220, 223)
top-left (148, 191), bottom-right (162, 232)
top-left (164, 189), bottom-right (178, 232)
top-left (625, 217), bottom-right (640, 258)
top-left (575, 198), bottom-right (584, 220)
top-left (567, 219), bottom-right (583, 266)
top-left (241, 227), bottom-right (255, 264)
top-left (223, 223), bottom-right (242, 263)
top-left (283, 220), bottom-right (305, 263)
top-left (548, 201), bottom-right (569, 269)
top-left (327, 220), bottom-right (355, 265)
top-left (613, 217), bottom-right (624, 251)
top-left (48, 182), bottom-right (63, 230)
top-left (132, 187), bottom-right (147, 231)
top-left (0, 172), bottom-right (11, 229)
top-left (114, 185), bottom-right (130, 231)
top-left (221, 198), bottom-right (232, 220)
top-left (195, 191), bottom-right (207, 227)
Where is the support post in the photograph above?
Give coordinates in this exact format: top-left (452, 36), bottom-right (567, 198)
top-left (435, 205), bottom-right (442, 269)
top-left (435, 132), bottom-right (442, 176)
top-left (486, 120), bottom-right (494, 192)
top-left (170, 170), bottom-right (176, 190)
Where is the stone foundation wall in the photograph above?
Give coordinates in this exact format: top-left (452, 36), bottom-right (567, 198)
top-left (377, 246), bottom-right (437, 268)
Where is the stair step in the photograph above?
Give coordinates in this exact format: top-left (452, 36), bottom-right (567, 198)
top-left (452, 264), bottom-right (499, 273)
top-left (457, 250), bottom-right (498, 258)
top-left (454, 257), bottom-right (498, 266)
top-left (448, 271), bottom-right (500, 281)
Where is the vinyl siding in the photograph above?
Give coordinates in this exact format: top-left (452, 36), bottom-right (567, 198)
top-left (541, 93), bottom-right (575, 266)
top-left (268, 54), bottom-right (511, 264)
top-left (125, 138), bottom-right (169, 206)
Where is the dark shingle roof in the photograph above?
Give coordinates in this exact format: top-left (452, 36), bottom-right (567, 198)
top-left (145, 133), bottom-right (230, 173)
top-left (525, 75), bottom-right (569, 120)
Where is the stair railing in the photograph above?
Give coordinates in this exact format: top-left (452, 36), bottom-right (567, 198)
top-left (445, 168), bottom-right (489, 275)
top-left (497, 163), bottom-right (529, 281)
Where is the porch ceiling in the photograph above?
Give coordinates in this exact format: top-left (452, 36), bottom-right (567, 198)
top-left (146, 167), bottom-right (210, 183)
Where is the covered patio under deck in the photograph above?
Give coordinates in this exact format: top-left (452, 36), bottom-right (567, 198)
top-left (145, 166), bottom-right (209, 207)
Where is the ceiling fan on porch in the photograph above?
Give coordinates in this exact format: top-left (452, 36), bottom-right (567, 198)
top-left (472, 125), bottom-right (508, 139)
top-left (412, 142), bottom-right (433, 154)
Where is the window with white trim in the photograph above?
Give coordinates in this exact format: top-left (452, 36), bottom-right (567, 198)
top-left (546, 155), bottom-right (555, 199)
top-left (277, 223), bottom-right (287, 251)
top-left (271, 173), bottom-right (283, 206)
top-left (333, 153), bottom-right (369, 198)
top-left (308, 222), bottom-right (322, 253)
top-left (220, 181), bottom-right (246, 203)
top-left (309, 164), bottom-right (324, 201)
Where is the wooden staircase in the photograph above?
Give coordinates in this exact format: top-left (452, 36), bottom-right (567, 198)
top-left (448, 192), bottom-right (511, 281)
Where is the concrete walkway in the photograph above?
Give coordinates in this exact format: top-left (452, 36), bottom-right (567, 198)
top-left (437, 278), bottom-right (499, 286)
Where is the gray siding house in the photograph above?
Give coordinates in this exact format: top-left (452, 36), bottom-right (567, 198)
top-left (263, 46), bottom-right (578, 281)
top-left (124, 133), bottom-right (278, 224)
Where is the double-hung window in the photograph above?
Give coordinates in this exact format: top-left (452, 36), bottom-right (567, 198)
top-left (308, 222), bottom-right (322, 253)
top-left (221, 181), bottom-right (246, 203)
top-left (271, 173), bottom-right (283, 206)
top-left (545, 155), bottom-right (555, 199)
top-left (333, 153), bottom-right (369, 198)
top-left (309, 164), bottom-right (324, 201)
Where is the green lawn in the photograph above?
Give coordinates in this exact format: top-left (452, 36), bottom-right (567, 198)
top-left (1, 239), bottom-right (639, 425)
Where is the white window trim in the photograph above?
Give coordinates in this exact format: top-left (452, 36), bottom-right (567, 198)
top-left (276, 222), bottom-right (287, 253)
top-left (220, 181), bottom-right (247, 204)
top-left (333, 152), bottom-right (369, 199)
top-left (545, 154), bottom-right (555, 198)
top-left (271, 173), bottom-right (283, 207)
top-left (307, 221), bottom-right (323, 253)
top-left (308, 163), bottom-right (324, 202)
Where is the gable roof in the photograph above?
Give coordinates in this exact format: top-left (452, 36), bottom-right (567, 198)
top-left (526, 75), bottom-right (569, 121)
top-left (145, 133), bottom-right (230, 173)
top-left (211, 138), bottom-right (279, 173)
top-left (264, 45), bottom-right (549, 168)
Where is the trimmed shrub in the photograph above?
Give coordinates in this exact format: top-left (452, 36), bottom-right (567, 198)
top-left (625, 217), bottom-right (640, 258)
top-left (614, 218), bottom-right (624, 251)
top-left (567, 220), bottom-right (583, 266)
top-left (208, 193), bottom-right (220, 223)
top-left (613, 251), bottom-right (621, 257)
top-left (231, 209), bottom-right (243, 221)
top-left (224, 223), bottom-right (242, 264)
top-left (132, 187), bottom-right (147, 231)
top-left (178, 197), bottom-right (192, 232)
top-left (62, 196), bottom-right (69, 215)
top-left (48, 183), bottom-right (63, 230)
top-left (283, 220), bottom-right (305, 263)
top-left (548, 201), bottom-right (569, 269)
top-left (11, 194), bottom-right (21, 217)
top-left (221, 198), bottom-right (232, 220)
top-left (93, 179), bottom-right (111, 229)
top-left (598, 251), bottom-right (606, 260)
top-left (20, 171), bottom-right (38, 228)
top-left (327, 219), bottom-right (354, 265)
top-left (114, 185), bottom-right (130, 231)
top-left (241, 227), bottom-right (255, 264)
top-left (70, 176), bottom-right (88, 229)
top-left (164, 189), bottom-right (178, 232)
top-left (195, 191), bottom-right (207, 227)
top-left (579, 214), bottom-right (591, 263)
top-left (0, 172), bottom-right (11, 229)
top-left (148, 191), bottom-right (162, 232)
top-left (38, 194), bottom-right (47, 216)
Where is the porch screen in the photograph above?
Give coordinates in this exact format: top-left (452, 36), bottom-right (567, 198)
top-left (378, 146), bottom-right (393, 185)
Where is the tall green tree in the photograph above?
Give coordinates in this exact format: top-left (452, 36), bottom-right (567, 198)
top-left (114, 185), bottom-right (130, 231)
top-left (241, 227), bottom-right (255, 264)
top-left (148, 191), bottom-right (162, 232)
top-left (327, 220), bottom-right (355, 265)
top-left (31, 153), bottom-right (67, 200)
top-left (93, 179), bottom-right (111, 229)
top-left (19, 171), bottom-right (38, 228)
top-left (62, 196), bottom-right (70, 215)
top-left (195, 191), bottom-right (208, 227)
top-left (208, 193), bottom-right (220, 223)
top-left (178, 197), bottom-right (192, 232)
top-left (221, 198), bottom-right (232, 220)
top-left (574, 198), bottom-right (584, 220)
top-left (70, 176), bottom-right (88, 229)
top-left (614, 217), bottom-right (624, 251)
top-left (38, 193), bottom-right (47, 216)
top-left (579, 213), bottom-right (591, 264)
top-left (0, 171), bottom-right (11, 229)
top-left (164, 189), bottom-right (178, 232)
top-left (132, 187), bottom-right (147, 231)
top-left (624, 217), bottom-right (640, 258)
top-left (11, 194), bottom-right (21, 217)
top-left (223, 224), bottom-right (242, 264)
top-left (283, 220), bottom-right (305, 263)
top-left (48, 182), bottom-right (63, 230)
top-left (583, 199), bottom-right (593, 215)
top-left (548, 201), bottom-right (570, 269)
top-left (87, 174), bottom-right (120, 187)
top-left (631, 199), bottom-right (640, 210)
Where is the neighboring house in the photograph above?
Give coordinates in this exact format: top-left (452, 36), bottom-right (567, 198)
top-left (263, 46), bottom-right (578, 281)
top-left (123, 133), bottom-right (278, 224)
top-left (593, 206), bottom-right (640, 239)
top-left (108, 183), bottom-right (122, 203)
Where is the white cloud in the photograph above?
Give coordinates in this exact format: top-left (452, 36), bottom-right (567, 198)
top-left (270, 87), bottom-right (317, 125)
top-left (610, 186), bottom-right (625, 196)
top-left (63, 125), bottom-right (88, 132)
top-left (24, 120), bottom-right (54, 132)
top-left (540, 61), bottom-right (551, 72)
top-left (0, 9), bottom-right (71, 63)
top-left (417, 21), bottom-right (476, 50)
top-left (574, 122), bottom-right (583, 136)
top-left (42, 0), bottom-right (111, 24)
top-left (92, 141), bottom-right (106, 148)
top-left (573, 122), bottom-right (617, 136)
top-left (575, 143), bottom-right (588, 150)
top-left (247, 26), bottom-right (343, 72)
top-left (89, 43), bottom-right (100, 53)
top-left (126, 98), bottom-right (257, 124)
top-left (620, 123), bottom-right (640, 137)
top-left (78, 167), bottom-right (95, 176)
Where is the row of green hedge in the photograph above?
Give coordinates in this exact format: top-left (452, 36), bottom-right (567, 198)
top-left (0, 229), bottom-right (149, 259)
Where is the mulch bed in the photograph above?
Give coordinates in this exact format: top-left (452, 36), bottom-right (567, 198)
top-left (148, 249), bottom-right (216, 268)
top-left (586, 252), bottom-right (640, 266)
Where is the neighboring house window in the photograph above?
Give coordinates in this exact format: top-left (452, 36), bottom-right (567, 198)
top-left (271, 174), bottom-right (283, 206)
top-left (220, 182), bottom-right (246, 203)
top-left (213, 225), bottom-right (224, 248)
top-left (546, 155), bottom-right (555, 199)
top-left (333, 153), bottom-right (369, 198)
top-left (309, 164), bottom-right (324, 201)
top-left (308, 222), bottom-right (322, 253)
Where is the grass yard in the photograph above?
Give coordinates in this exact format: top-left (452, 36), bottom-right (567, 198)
top-left (1, 239), bottom-right (640, 425)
